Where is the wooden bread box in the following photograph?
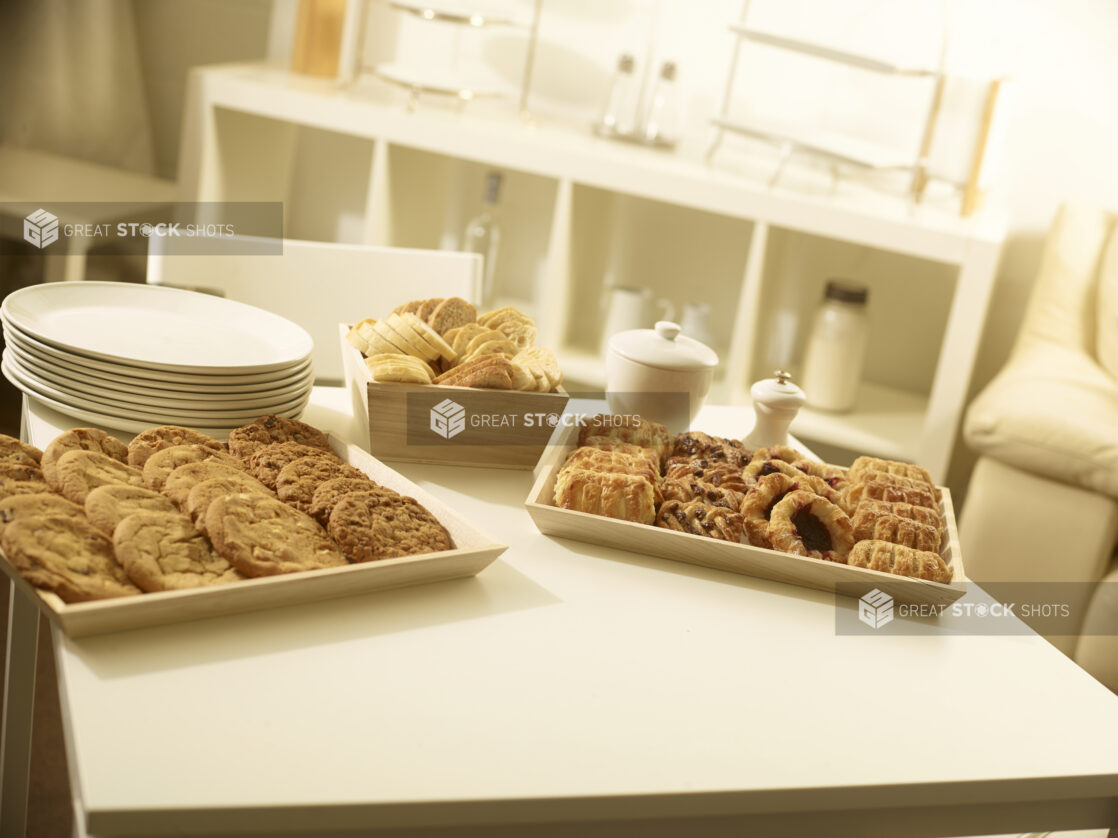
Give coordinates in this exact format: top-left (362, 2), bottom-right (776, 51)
top-left (340, 325), bottom-right (569, 469)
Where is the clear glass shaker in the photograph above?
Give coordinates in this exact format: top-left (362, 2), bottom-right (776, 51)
top-left (800, 279), bottom-right (870, 412)
top-left (643, 61), bottom-right (677, 145)
top-left (598, 53), bottom-right (638, 136)
top-left (461, 172), bottom-right (503, 306)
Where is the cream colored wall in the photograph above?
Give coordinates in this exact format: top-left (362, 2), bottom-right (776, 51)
top-left (131, 0), bottom-right (271, 180)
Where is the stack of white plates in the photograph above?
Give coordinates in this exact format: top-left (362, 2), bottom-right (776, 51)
top-left (2, 282), bottom-right (315, 435)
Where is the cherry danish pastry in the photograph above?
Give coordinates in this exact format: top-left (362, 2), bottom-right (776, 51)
top-left (767, 490), bottom-right (854, 562)
top-left (740, 472), bottom-right (799, 548)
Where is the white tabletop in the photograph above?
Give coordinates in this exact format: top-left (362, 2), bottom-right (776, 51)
top-left (24, 391), bottom-right (1118, 837)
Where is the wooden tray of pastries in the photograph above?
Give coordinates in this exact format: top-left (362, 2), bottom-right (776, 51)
top-left (340, 296), bottom-right (568, 469)
top-left (525, 416), bottom-right (966, 606)
top-left (0, 417), bottom-right (506, 637)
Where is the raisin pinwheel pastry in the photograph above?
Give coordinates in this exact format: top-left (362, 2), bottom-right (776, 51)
top-left (669, 432), bottom-right (750, 468)
top-left (655, 499), bottom-right (745, 542)
top-left (663, 461), bottom-right (750, 494)
top-left (659, 476), bottom-right (745, 512)
top-left (767, 490), bottom-right (854, 562)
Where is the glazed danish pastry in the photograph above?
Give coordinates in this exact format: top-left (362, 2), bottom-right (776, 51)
top-left (851, 498), bottom-right (943, 534)
top-left (845, 477), bottom-right (937, 511)
top-left (740, 472), bottom-right (799, 548)
top-left (669, 432), bottom-right (750, 468)
top-left (851, 505), bottom-right (941, 553)
top-left (660, 477), bottom-right (745, 512)
top-left (655, 499), bottom-right (745, 542)
top-left (562, 447), bottom-right (660, 490)
top-left (553, 468), bottom-right (656, 525)
top-left (579, 436), bottom-right (662, 472)
top-left (578, 415), bottom-right (671, 464)
top-left (767, 491), bottom-right (854, 562)
top-left (847, 539), bottom-right (952, 583)
top-left (848, 456), bottom-right (934, 489)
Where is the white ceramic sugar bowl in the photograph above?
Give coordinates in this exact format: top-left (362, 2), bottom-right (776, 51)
top-left (605, 320), bottom-right (718, 432)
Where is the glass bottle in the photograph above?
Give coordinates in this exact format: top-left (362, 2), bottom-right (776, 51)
top-left (462, 171), bottom-right (503, 306)
top-left (598, 53), bottom-right (638, 136)
top-left (642, 61), bottom-right (677, 145)
top-left (801, 279), bottom-right (870, 413)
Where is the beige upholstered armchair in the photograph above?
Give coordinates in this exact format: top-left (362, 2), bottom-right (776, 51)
top-left (961, 202), bottom-right (1118, 691)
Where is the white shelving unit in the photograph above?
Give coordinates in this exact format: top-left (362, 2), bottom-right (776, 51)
top-left (707, 3), bottom-right (948, 196)
top-left (179, 62), bottom-right (1006, 483)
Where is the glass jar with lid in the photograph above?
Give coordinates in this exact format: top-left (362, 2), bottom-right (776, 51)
top-left (800, 279), bottom-right (870, 413)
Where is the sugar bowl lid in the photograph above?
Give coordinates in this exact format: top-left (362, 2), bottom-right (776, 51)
top-left (608, 321), bottom-right (718, 371)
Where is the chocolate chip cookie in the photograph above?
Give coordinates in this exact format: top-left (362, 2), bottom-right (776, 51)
top-left (227, 415), bottom-right (332, 461)
top-left (1, 514), bottom-right (140, 602)
top-left (0, 433), bottom-right (43, 466)
top-left (54, 450), bottom-right (146, 505)
top-left (328, 490), bottom-right (451, 562)
top-left (162, 461), bottom-right (270, 509)
top-left (41, 428), bottom-right (129, 489)
top-left (113, 510), bottom-right (243, 592)
top-left (308, 477), bottom-right (387, 526)
top-left (206, 493), bottom-right (347, 577)
top-left (0, 462), bottom-right (51, 500)
top-left (127, 425), bottom-right (225, 468)
top-left (84, 484), bottom-right (177, 537)
top-left (247, 442), bottom-right (342, 490)
top-left (184, 476), bottom-right (274, 533)
top-left (0, 494), bottom-right (85, 536)
top-left (275, 456), bottom-right (369, 515)
top-left (142, 443), bottom-right (244, 492)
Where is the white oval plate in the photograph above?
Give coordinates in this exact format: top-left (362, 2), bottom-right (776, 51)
top-left (3, 359), bottom-right (310, 429)
top-left (4, 350), bottom-right (313, 414)
top-left (4, 324), bottom-right (313, 388)
top-left (6, 341), bottom-right (314, 405)
top-left (2, 282), bottom-right (313, 373)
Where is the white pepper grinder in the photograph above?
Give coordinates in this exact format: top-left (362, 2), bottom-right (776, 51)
top-left (743, 369), bottom-right (806, 450)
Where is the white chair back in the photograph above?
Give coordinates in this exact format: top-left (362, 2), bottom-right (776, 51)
top-left (147, 235), bottom-right (481, 382)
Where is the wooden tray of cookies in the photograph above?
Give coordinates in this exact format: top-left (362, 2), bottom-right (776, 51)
top-left (524, 424), bottom-right (967, 607)
top-left (341, 325), bottom-right (569, 469)
top-left (0, 436), bottom-right (507, 637)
